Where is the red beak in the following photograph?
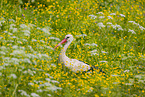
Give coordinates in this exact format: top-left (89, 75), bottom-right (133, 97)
top-left (54, 38), bottom-right (67, 49)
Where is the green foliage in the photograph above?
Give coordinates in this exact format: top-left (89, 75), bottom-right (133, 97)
top-left (0, 0), bottom-right (145, 97)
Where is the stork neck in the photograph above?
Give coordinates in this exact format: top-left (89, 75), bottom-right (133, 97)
top-left (60, 41), bottom-right (71, 55)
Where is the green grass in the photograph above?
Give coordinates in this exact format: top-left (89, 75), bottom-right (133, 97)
top-left (0, 0), bottom-right (145, 97)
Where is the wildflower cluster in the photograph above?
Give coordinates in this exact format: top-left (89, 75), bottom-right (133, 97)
top-left (0, 0), bottom-right (145, 96)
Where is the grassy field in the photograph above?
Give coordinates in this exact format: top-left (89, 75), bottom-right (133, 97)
top-left (0, 0), bottom-right (145, 97)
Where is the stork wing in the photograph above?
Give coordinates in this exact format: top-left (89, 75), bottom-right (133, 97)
top-left (68, 59), bottom-right (91, 73)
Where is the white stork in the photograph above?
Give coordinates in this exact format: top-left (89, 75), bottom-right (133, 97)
top-left (54, 34), bottom-right (105, 74)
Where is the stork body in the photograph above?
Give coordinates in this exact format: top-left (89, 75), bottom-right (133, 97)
top-left (54, 34), bottom-right (104, 73)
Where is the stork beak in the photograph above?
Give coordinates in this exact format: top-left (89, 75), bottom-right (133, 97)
top-left (54, 38), bottom-right (67, 49)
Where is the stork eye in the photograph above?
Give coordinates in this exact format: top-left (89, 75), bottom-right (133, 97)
top-left (66, 37), bottom-right (70, 39)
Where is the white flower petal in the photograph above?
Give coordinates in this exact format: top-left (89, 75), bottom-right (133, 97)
top-left (31, 93), bottom-right (40, 97)
top-left (9, 74), bottom-right (17, 79)
top-left (120, 14), bottom-right (125, 17)
top-left (49, 37), bottom-right (60, 41)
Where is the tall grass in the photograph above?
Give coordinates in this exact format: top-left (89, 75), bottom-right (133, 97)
top-left (0, 0), bottom-right (145, 97)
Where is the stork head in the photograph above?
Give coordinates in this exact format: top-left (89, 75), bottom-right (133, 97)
top-left (65, 34), bottom-right (73, 42)
top-left (54, 34), bottom-right (73, 49)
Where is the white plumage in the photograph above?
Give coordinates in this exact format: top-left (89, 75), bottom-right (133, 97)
top-left (54, 34), bottom-right (91, 73)
top-left (54, 34), bottom-right (105, 74)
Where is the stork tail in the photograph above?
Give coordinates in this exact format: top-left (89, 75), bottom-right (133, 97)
top-left (86, 66), bottom-right (106, 74)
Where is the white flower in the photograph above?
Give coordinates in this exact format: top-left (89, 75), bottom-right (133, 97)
top-left (99, 16), bottom-right (104, 19)
top-left (47, 94), bottom-right (51, 96)
top-left (0, 66), bottom-right (5, 70)
top-left (88, 15), bottom-right (97, 19)
top-left (31, 93), bottom-right (40, 97)
top-left (2, 57), bottom-right (10, 60)
top-left (37, 89), bottom-right (43, 93)
top-left (10, 50), bottom-right (25, 55)
top-left (12, 45), bottom-right (18, 49)
top-left (84, 43), bottom-right (98, 46)
top-left (110, 13), bottom-right (116, 15)
top-left (28, 82), bottom-right (34, 86)
top-left (40, 82), bottom-right (52, 87)
top-left (36, 27), bottom-right (41, 30)
top-left (96, 12), bottom-right (104, 14)
top-left (0, 72), bottom-right (2, 76)
top-left (22, 58), bottom-right (32, 64)
top-left (91, 53), bottom-right (98, 56)
top-left (128, 21), bottom-right (139, 25)
top-left (12, 28), bottom-right (17, 32)
top-left (49, 37), bottom-right (60, 41)
top-left (8, 33), bottom-right (13, 35)
top-left (107, 16), bottom-right (113, 19)
top-left (101, 51), bottom-right (108, 53)
top-left (3, 63), bottom-right (9, 66)
top-left (23, 70), bottom-right (27, 74)
top-left (27, 69), bottom-right (34, 76)
top-left (111, 74), bottom-right (120, 77)
top-left (111, 24), bottom-right (123, 31)
top-left (139, 25), bottom-right (145, 30)
top-left (128, 29), bottom-right (136, 34)
top-left (41, 26), bottom-right (51, 35)
top-left (12, 36), bottom-right (17, 38)
top-left (9, 24), bottom-right (15, 29)
top-left (28, 23), bottom-right (35, 27)
top-left (124, 70), bottom-right (130, 73)
top-left (90, 49), bottom-right (98, 56)
top-left (28, 45), bottom-right (34, 51)
top-left (40, 40), bottom-right (45, 43)
top-left (9, 24), bottom-right (17, 32)
top-left (99, 61), bottom-right (108, 63)
top-left (97, 22), bottom-right (105, 28)
top-left (120, 14), bottom-right (125, 17)
top-left (32, 39), bottom-right (37, 42)
top-left (26, 53), bottom-right (38, 59)
top-left (18, 90), bottom-right (30, 97)
top-left (9, 19), bottom-right (16, 22)
top-left (11, 58), bottom-right (20, 64)
top-left (37, 53), bottom-right (50, 59)
top-left (22, 39), bottom-right (28, 42)
top-left (90, 49), bottom-right (97, 53)
top-left (3, 31), bottom-right (8, 33)
top-left (106, 22), bottom-right (112, 25)
top-left (45, 73), bottom-right (53, 78)
top-left (45, 46), bottom-right (53, 50)
top-left (0, 51), bottom-right (6, 55)
top-left (92, 43), bottom-right (98, 46)
top-left (76, 34), bottom-right (87, 37)
top-left (128, 21), bottom-right (145, 30)
top-left (128, 21), bottom-right (139, 26)
top-left (22, 30), bottom-right (30, 34)
top-left (135, 75), bottom-right (142, 79)
top-left (45, 78), bottom-right (51, 81)
top-left (24, 33), bottom-right (30, 36)
top-left (3, 57), bottom-right (20, 65)
top-left (87, 87), bottom-right (93, 92)
top-left (51, 80), bottom-right (59, 83)
top-left (19, 46), bottom-right (25, 50)
top-left (0, 17), bottom-right (5, 23)
top-left (46, 86), bottom-right (62, 91)
top-left (125, 83), bottom-right (132, 85)
top-left (9, 74), bottom-right (17, 79)
top-left (117, 27), bottom-right (123, 31)
top-left (128, 21), bottom-right (136, 23)
top-left (20, 24), bottom-right (29, 30)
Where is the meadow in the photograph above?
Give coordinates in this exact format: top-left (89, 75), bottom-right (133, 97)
top-left (0, 0), bottom-right (145, 97)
